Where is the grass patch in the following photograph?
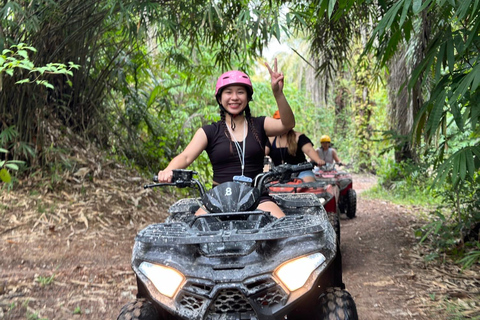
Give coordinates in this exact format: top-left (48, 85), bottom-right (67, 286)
top-left (36, 274), bottom-right (55, 287)
top-left (362, 183), bottom-right (442, 208)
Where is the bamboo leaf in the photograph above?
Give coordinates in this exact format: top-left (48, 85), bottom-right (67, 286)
top-left (450, 103), bottom-right (464, 131)
top-left (6, 160), bottom-right (24, 164)
top-left (456, 0), bottom-right (472, 20)
top-left (472, 146), bottom-right (480, 159)
top-left (148, 86), bottom-right (162, 108)
top-left (400, 0), bottom-right (412, 27)
top-left (435, 42), bottom-right (446, 83)
top-left (408, 40), bottom-right (439, 89)
top-left (459, 151), bottom-right (466, 181)
top-left (327, 0), bottom-right (336, 18)
top-left (452, 69), bottom-right (476, 103)
top-left (474, 0), bottom-right (480, 12)
top-left (426, 91), bottom-right (446, 135)
top-left (412, 0), bottom-right (423, 13)
top-left (470, 64), bottom-right (480, 92)
top-left (15, 79), bottom-right (30, 84)
top-left (5, 163), bottom-right (19, 170)
top-left (465, 17), bottom-right (480, 51)
top-left (471, 99), bottom-right (480, 129)
top-left (414, 111), bottom-right (427, 144)
top-left (452, 153), bottom-right (460, 184)
top-left (372, 0), bottom-right (403, 37)
top-left (446, 27), bottom-right (455, 72)
top-left (466, 149), bottom-right (475, 180)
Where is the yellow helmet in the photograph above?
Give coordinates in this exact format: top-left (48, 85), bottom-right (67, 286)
top-left (320, 135), bottom-right (331, 143)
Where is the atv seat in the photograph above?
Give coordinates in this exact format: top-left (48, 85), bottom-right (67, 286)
top-left (272, 193), bottom-right (323, 208)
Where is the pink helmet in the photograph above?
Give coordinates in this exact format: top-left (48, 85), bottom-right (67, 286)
top-left (215, 70), bottom-right (253, 98)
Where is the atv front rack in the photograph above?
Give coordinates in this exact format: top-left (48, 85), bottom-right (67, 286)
top-left (136, 213), bottom-right (328, 245)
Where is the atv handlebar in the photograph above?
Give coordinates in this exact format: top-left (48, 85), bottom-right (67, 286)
top-left (144, 162), bottom-right (315, 196)
top-left (145, 170), bottom-right (207, 196)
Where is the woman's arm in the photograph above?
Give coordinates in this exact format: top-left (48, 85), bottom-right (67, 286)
top-left (157, 128), bottom-right (208, 182)
top-left (264, 58), bottom-right (295, 137)
top-left (302, 143), bottom-right (326, 166)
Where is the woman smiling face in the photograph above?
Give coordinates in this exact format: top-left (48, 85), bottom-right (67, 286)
top-left (220, 85), bottom-right (248, 115)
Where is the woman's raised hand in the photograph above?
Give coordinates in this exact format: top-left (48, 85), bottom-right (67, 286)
top-left (265, 58), bottom-right (284, 96)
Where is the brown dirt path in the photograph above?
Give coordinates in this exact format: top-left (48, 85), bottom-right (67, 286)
top-left (341, 174), bottom-right (426, 319)
top-left (0, 172), bottom-right (478, 319)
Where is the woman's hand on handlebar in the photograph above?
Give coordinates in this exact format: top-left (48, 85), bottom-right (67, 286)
top-left (157, 169), bottom-right (173, 183)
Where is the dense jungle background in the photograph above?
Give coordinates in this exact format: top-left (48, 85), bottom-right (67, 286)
top-left (1, 0), bottom-right (479, 319)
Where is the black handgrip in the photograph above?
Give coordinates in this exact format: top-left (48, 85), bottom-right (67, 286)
top-left (153, 175), bottom-right (159, 182)
top-left (291, 162), bottom-right (314, 173)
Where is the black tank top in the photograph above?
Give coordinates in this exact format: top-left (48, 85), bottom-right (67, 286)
top-left (202, 116), bottom-right (267, 184)
top-left (269, 133), bottom-right (313, 166)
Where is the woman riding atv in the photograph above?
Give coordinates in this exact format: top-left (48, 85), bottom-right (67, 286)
top-left (316, 135), bottom-right (343, 166)
top-left (266, 110), bottom-right (325, 182)
top-left (157, 59), bottom-right (295, 218)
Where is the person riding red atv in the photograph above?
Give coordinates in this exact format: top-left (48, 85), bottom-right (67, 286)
top-left (314, 163), bottom-right (356, 219)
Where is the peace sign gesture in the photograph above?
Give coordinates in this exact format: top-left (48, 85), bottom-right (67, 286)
top-left (265, 58), bottom-right (284, 96)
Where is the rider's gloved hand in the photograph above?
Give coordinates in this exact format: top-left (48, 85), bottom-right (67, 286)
top-left (337, 162), bottom-right (343, 166)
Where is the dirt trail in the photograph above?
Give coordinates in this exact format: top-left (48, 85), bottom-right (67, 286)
top-left (341, 175), bottom-right (425, 319)
top-left (0, 173), bottom-right (476, 319)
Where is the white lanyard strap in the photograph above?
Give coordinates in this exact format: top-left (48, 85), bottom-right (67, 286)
top-left (227, 119), bottom-right (247, 176)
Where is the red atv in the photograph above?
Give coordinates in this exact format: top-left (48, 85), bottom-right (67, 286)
top-left (314, 163), bottom-right (356, 219)
top-left (266, 173), bottom-right (341, 242)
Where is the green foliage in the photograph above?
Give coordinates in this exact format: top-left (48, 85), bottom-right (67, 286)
top-left (27, 313), bottom-right (48, 320)
top-left (365, 157), bottom-right (442, 206)
top-left (457, 242), bottom-right (480, 269)
top-left (73, 306), bottom-right (82, 315)
top-left (0, 43), bottom-right (79, 89)
top-left (367, 0), bottom-right (480, 195)
top-left (0, 126), bottom-right (26, 184)
top-left (354, 0), bottom-right (480, 264)
top-left (36, 274), bottom-right (55, 287)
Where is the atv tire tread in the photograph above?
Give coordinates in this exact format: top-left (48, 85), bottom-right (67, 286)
top-left (346, 189), bottom-right (356, 219)
top-left (327, 212), bottom-right (340, 243)
top-left (117, 299), bottom-right (159, 320)
top-left (318, 287), bottom-right (358, 320)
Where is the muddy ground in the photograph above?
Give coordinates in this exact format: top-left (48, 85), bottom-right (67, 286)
top-left (0, 167), bottom-right (479, 320)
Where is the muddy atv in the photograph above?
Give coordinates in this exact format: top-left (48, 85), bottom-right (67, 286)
top-left (315, 163), bottom-right (356, 219)
top-left (118, 163), bottom-right (358, 320)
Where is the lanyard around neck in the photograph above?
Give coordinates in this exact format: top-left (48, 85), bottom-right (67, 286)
top-left (227, 119), bottom-right (247, 176)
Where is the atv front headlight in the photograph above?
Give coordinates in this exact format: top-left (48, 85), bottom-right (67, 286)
top-left (139, 262), bottom-right (185, 298)
top-left (274, 253), bottom-right (326, 292)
